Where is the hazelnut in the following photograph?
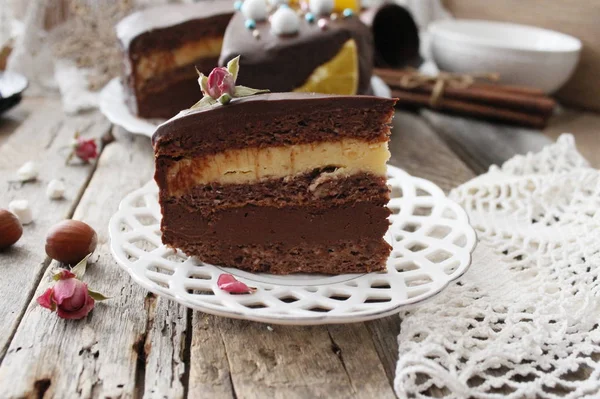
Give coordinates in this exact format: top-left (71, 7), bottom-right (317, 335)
top-left (45, 220), bottom-right (97, 265)
top-left (0, 209), bottom-right (23, 250)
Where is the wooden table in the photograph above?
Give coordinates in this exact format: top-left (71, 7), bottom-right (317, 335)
top-left (0, 97), bottom-right (597, 398)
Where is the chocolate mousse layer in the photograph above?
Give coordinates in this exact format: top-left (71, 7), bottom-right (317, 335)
top-left (162, 203), bottom-right (391, 274)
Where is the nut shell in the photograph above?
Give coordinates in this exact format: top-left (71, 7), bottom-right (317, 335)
top-left (45, 220), bottom-right (98, 265)
top-left (0, 209), bottom-right (23, 250)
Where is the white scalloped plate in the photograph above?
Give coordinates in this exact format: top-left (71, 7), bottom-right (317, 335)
top-left (108, 166), bottom-right (476, 324)
top-left (99, 76), bottom-right (393, 137)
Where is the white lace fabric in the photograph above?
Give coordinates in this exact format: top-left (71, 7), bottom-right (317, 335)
top-left (395, 135), bottom-right (600, 399)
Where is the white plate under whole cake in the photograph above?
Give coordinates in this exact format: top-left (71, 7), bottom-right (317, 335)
top-left (99, 76), bottom-right (393, 138)
top-left (109, 165), bottom-right (476, 325)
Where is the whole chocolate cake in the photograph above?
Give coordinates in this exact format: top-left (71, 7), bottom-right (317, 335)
top-left (116, 1), bottom-right (233, 118)
top-left (153, 63), bottom-right (395, 274)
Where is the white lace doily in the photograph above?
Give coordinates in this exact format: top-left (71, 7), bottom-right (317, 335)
top-left (108, 166), bottom-right (476, 324)
top-left (395, 134), bottom-right (600, 398)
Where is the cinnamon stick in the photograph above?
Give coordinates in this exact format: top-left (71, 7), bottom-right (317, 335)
top-left (375, 68), bottom-right (545, 96)
top-left (375, 68), bottom-right (555, 116)
top-left (392, 89), bottom-right (548, 129)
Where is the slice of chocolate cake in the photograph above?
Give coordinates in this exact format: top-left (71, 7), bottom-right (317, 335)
top-left (116, 2), bottom-right (233, 119)
top-left (153, 93), bottom-right (395, 275)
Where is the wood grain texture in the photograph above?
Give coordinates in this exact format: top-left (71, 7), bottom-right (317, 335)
top-left (0, 99), bottom-right (110, 360)
top-left (443, 0), bottom-right (600, 111)
top-left (190, 317), bottom-right (396, 399)
top-left (187, 314), bottom-right (235, 398)
top-left (389, 111), bottom-right (475, 190)
top-left (0, 97), bottom-right (43, 148)
top-left (0, 128), bottom-right (186, 398)
top-left (420, 109), bottom-right (551, 174)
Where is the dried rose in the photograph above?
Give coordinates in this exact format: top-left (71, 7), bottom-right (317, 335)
top-left (205, 67), bottom-right (235, 99)
top-left (192, 56), bottom-right (268, 109)
top-left (66, 132), bottom-right (98, 165)
top-left (217, 273), bottom-right (256, 294)
top-left (74, 137), bottom-right (98, 162)
top-left (37, 269), bottom-right (96, 319)
top-left (37, 256), bottom-right (108, 320)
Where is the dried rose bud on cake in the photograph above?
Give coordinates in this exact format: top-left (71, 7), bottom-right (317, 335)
top-left (152, 59), bottom-right (396, 274)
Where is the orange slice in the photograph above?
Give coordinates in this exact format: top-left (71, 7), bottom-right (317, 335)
top-left (294, 39), bottom-right (359, 96)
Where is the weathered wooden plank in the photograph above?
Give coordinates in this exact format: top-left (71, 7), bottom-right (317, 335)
top-left (187, 314), bottom-right (235, 398)
top-left (420, 109), bottom-right (551, 174)
top-left (327, 324), bottom-right (397, 399)
top-left (389, 111), bottom-right (475, 190)
top-left (544, 108), bottom-right (600, 168)
top-left (0, 97), bottom-right (45, 148)
top-left (0, 127), bottom-right (186, 398)
top-left (143, 296), bottom-right (187, 399)
top-left (0, 99), bottom-right (111, 360)
top-left (215, 319), bottom-right (357, 399)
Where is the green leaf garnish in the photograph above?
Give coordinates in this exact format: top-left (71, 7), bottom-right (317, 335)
top-left (234, 86), bottom-right (270, 97)
top-left (226, 56), bottom-right (240, 82)
top-left (190, 96), bottom-right (218, 110)
top-left (71, 253), bottom-right (91, 279)
top-left (87, 289), bottom-right (110, 301)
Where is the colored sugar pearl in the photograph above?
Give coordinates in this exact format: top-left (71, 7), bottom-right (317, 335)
top-left (317, 18), bottom-right (328, 30)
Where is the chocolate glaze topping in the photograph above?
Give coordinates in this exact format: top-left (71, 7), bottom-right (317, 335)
top-left (219, 13), bottom-right (374, 94)
top-left (116, 1), bottom-right (233, 49)
top-left (152, 92), bottom-right (396, 157)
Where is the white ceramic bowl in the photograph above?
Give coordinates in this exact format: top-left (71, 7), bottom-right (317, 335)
top-left (429, 20), bottom-right (582, 93)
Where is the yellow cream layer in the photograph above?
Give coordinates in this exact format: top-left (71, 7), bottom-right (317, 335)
top-left (136, 37), bottom-right (223, 82)
top-left (166, 139), bottom-right (390, 196)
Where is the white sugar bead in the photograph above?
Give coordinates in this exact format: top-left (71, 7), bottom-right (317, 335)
top-left (47, 179), bottom-right (66, 200)
top-left (241, 0), bottom-right (268, 21)
top-left (17, 161), bottom-right (39, 181)
top-left (268, 0), bottom-right (288, 6)
top-left (9, 200), bottom-right (33, 225)
top-left (309, 0), bottom-right (333, 16)
top-left (270, 6), bottom-right (300, 35)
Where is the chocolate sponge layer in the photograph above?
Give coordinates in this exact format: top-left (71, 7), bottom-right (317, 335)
top-left (162, 170), bottom-right (389, 215)
top-left (175, 238), bottom-right (390, 275)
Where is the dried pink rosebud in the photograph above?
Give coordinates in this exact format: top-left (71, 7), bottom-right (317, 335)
top-left (37, 269), bottom-right (96, 320)
top-left (74, 137), bottom-right (98, 163)
top-left (217, 273), bottom-right (256, 294)
top-left (206, 67), bottom-right (235, 99)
